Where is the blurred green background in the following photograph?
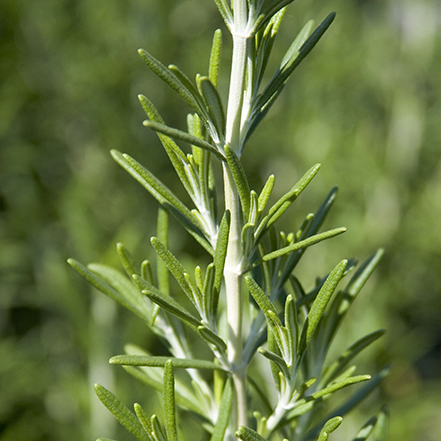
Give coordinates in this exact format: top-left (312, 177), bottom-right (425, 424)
top-left (1, 0), bottom-right (440, 439)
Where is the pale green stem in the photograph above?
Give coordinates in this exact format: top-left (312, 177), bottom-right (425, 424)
top-left (223, 164), bottom-right (247, 432)
top-left (224, 0), bottom-right (249, 435)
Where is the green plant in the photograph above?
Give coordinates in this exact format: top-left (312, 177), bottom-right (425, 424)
top-left (68, 0), bottom-right (389, 440)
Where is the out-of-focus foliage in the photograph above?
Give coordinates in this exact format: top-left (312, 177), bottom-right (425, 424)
top-left (0, 0), bottom-right (440, 440)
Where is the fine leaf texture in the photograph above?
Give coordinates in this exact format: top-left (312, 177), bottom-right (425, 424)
top-left (236, 426), bottom-right (268, 441)
top-left (317, 416), bottom-right (343, 441)
top-left (210, 379), bottom-right (233, 441)
top-left (163, 360), bottom-right (178, 441)
top-left (110, 355), bottom-right (227, 371)
top-left (94, 384), bottom-right (151, 441)
top-left (298, 260), bottom-right (347, 362)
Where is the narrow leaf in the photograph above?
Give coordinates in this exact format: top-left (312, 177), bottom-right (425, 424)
top-left (298, 260), bottom-right (347, 360)
top-left (198, 326), bottom-right (227, 353)
top-left (157, 208), bottom-right (170, 295)
top-left (143, 120), bottom-right (224, 160)
top-left (236, 426), bottom-right (268, 441)
top-left (352, 416), bottom-right (377, 441)
top-left (163, 360), bottom-right (178, 441)
top-left (94, 384), bottom-right (150, 441)
top-left (225, 145), bottom-right (251, 219)
top-left (210, 379), bottom-right (233, 441)
top-left (255, 13), bottom-right (336, 114)
top-left (317, 416), bottom-right (343, 441)
top-left (209, 29), bottom-right (222, 88)
top-left (138, 48), bottom-right (207, 118)
top-left (68, 259), bottom-right (150, 323)
top-left (110, 355), bottom-right (227, 371)
top-left (311, 375), bottom-right (371, 401)
top-left (214, 210), bottom-right (230, 293)
top-left (111, 150), bottom-right (213, 254)
top-left (322, 330), bottom-right (386, 386)
top-left (262, 227), bottom-right (346, 262)
top-left (117, 243), bottom-right (139, 279)
top-left (150, 237), bottom-right (196, 306)
top-left (134, 404), bottom-right (154, 441)
top-left (134, 274), bottom-right (200, 329)
top-left (257, 175), bottom-right (275, 213)
top-left (258, 347), bottom-right (290, 379)
top-left (198, 76), bottom-right (225, 138)
top-left (375, 406), bottom-right (389, 441)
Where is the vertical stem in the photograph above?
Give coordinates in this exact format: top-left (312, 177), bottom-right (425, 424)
top-left (223, 164), bottom-right (247, 432)
top-left (224, 0), bottom-right (249, 435)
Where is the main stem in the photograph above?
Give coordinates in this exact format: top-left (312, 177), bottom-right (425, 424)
top-left (224, 0), bottom-right (249, 435)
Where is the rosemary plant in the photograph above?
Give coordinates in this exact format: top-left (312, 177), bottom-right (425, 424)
top-left (69, 0), bottom-right (389, 440)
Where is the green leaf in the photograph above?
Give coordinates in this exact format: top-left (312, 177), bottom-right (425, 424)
top-left (214, 210), bottom-right (230, 294)
top-left (284, 294), bottom-right (298, 363)
top-left (163, 360), bottom-right (178, 441)
top-left (255, 164), bottom-right (320, 241)
top-left (134, 274), bottom-right (200, 329)
top-left (138, 48), bottom-right (208, 119)
top-left (150, 237), bottom-right (197, 307)
top-left (225, 145), bottom-right (251, 219)
top-left (258, 347), bottom-right (290, 379)
top-left (311, 375), bottom-right (371, 401)
top-left (151, 415), bottom-right (168, 441)
top-left (345, 248), bottom-right (385, 299)
top-left (143, 120), bottom-right (224, 160)
top-left (210, 379), bottom-right (233, 441)
top-left (253, 9), bottom-right (286, 93)
top-left (198, 76), bottom-right (225, 139)
top-left (324, 249), bottom-right (384, 347)
top-left (317, 416), bottom-right (343, 441)
top-left (134, 403), bottom-right (154, 441)
top-left (157, 208), bottom-right (170, 295)
top-left (375, 406), bottom-right (389, 441)
top-left (68, 259), bottom-right (150, 324)
top-left (125, 366), bottom-right (205, 418)
top-left (298, 260), bottom-right (347, 361)
top-left (212, 0), bottom-right (232, 28)
top-left (94, 384), bottom-right (150, 441)
top-left (304, 366), bottom-right (390, 439)
top-left (280, 20), bottom-right (315, 68)
top-left (257, 175), bottom-right (275, 213)
top-left (352, 416), bottom-right (377, 441)
top-left (117, 243), bottom-right (139, 279)
top-left (198, 326), bottom-right (228, 354)
top-left (321, 330), bottom-right (386, 386)
top-left (138, 95), bottom-right (193, 193)
top-left (111, 150), bottom-right (213, 254)
top-left (110, 355), bottom-right (227, 371)
top-left (245, 276), bottom-right (278, 318)
top-left (254, 13), bottom-right (336, 115)
top-left (209, 29), bottom-right (222, 88)
top-left (236, 426), bottom-right (268, 441)
top-left (262, 227), bottom-right (346, 262)
top-left (202, 263), bottom-right (216, 321)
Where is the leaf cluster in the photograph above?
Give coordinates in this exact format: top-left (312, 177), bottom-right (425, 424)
top-left (69, 1), bottom-right (389, 440)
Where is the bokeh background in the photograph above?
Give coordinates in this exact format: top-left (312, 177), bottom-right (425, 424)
top-left (1, 0), bottom-right (440, 439)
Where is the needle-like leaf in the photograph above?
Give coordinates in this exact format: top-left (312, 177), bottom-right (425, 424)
top-left (298, 260), bottom-right (347, 363)
top-left (210, 379), bottom-right (233, 441)
top-left (110, 355), bottom-right (227, 371)
top-left (94, 384), bottom-right (151, 441)
top-left (163, 360), bottom-right (178, 441)
top-left (143, 120), bottom-right (224, 160)
top-left (209, 29), bottom-right (222, 88)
